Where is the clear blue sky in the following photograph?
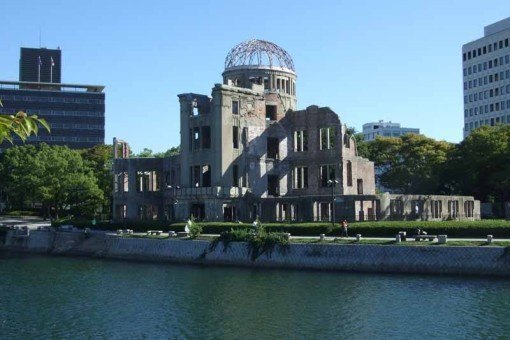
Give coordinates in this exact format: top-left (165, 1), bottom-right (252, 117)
top-left (1, 0), bottom-right (509, 153)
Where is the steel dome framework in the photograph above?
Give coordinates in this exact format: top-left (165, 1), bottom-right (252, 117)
top-left (224, 39), bottom-right (295, 72)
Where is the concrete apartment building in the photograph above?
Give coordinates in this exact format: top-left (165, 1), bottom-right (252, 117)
top-left (0, 47), bottom-right (105, 150)
top-left (113, 40), bottom-right (480, 223)
top-left (463, 17), bottom-right (510, 138)
top-left (362, 120), bottom-right (420, 141)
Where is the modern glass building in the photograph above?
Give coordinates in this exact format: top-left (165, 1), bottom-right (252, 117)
top-left (0, 80), bottom-right (105, 151)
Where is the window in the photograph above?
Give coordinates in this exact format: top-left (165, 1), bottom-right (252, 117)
top-left (346, 161), bottom-right (353, 187)
top-left (192, 100), bottom-right (199, 116)
top-left (277, 203), bottom-right (296, 222)
top-left (320, 127), bottom-right (335, 150)
top-left (431, 201), bottom-right (442, 219)
top-left (190, 166), bottom-right (201, 187)
top-left (357, 179), bottom-right (363, 195)
top-left (115, 205), bottom-right (127, 220)
top-left (390, 199), bottom-right (403, 217)
top-left (139, 205), bottom-right (159, 220)
top-left (232, 100), bottom-right (239, 115)
top-left (265, 105), bottom-right (277, 121)
top-left (232, 126), bottom-right (239, 149)
top-left (202, 126), bottom-right (211, 149)
top-left (411, 200), bottom-right (423, 216)
top-left (293, 166), bottom-right (308, 189)
top-left (464, 201), bottom-right (474, 218)
top-left (239, 128), bottom-right (247, 148)
top-left (223, 205), bottom-right (237, 222)
top-left (318, 202), bottom-right (331, 221)
top-left (136, 171), bottom-right (160, 192)
top-left (191, 203), bottom-right (205, 221)
top-left (448, 200), bottom-right (459, 218)
top-left (319, 164), bottom-right (336, 187)
top-left (294, 130), bottom-right (308, 152)
top-left (193, 127), bottom-right (200, 150)
top-left (232, 164), bottom-right (239, 187)
top-left (267, 137), bottom-right (279, 159)
top-left (202, 165), bottom-right (211, 187)
top-left (115, 172), bottom-right (129, 193)
top-left (267, 175), bottom-right (279, 196)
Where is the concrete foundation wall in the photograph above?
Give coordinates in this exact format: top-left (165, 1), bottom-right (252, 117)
top-left (4, 230), bottom-right (510, 277)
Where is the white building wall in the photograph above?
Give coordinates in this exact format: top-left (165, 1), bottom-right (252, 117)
top-left (462, 17), bottom-right (510, 138)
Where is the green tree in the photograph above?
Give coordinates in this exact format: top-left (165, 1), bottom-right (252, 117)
top-left (79, 145), bottom-right (114, 218)
top-left (163, 145), bottom-right (180, 157)
top-left (442, 125), bottom-right (510, 202)
top-left (133, 148), bottom-right (155, 158)
top-left (133, 146), bottom-right (180, 158)
top-left (368, 134), bottom-right (454, 194)
top-left (0, 144), bottom-right (103, 218)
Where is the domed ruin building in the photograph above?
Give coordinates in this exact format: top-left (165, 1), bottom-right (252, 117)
top-left (113, 40), bottom-right (479, 222)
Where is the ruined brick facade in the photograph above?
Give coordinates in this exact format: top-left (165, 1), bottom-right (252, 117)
top-left (112, 40), bottom-right (479, 223)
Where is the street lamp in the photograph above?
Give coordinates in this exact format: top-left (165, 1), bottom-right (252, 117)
top-left (328, 179), bottom-right (339, 229)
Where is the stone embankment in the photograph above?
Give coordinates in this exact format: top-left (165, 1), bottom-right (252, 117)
top-left (3, 229), bottom-right (510, 277)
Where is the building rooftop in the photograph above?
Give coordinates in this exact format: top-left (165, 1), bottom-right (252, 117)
top-left (484, 17), bottom-right (510, 36)
top-left (224, 39), bottom-right (295, 72)
top-left (0, 80), bottom-right (104, 93)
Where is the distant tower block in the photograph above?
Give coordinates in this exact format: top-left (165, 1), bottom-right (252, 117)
top-left (222, 39), bottom-right (297, 111)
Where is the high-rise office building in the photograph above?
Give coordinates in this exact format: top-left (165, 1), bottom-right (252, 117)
top-left (19, 47), bottom-right (62, 83)
top-left (462, 17), bottom-right (510, 138)
top-left (0, 47), bottom-right (104, 151)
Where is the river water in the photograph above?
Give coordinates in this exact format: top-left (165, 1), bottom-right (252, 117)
top-left (1, 253), bottom-right (510, 339)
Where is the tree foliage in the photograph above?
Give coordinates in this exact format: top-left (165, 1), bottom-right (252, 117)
top-left (79, 145), bottom-right (113, 215)
top-left (367, 134), bottom-right (454, 194)
top-left (132, 146), bottom-right (180, 158)
top-left (0, 144), bottom-right (103, 218)
top-left (442, 125), bottom-right (510, 202)
top-left (0, 100), bottom-right (50, 144)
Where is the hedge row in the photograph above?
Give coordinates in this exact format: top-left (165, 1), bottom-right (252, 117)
top-left (51, 219), bottom-right (510, 238)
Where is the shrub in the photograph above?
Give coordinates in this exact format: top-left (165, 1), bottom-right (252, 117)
top-left (3, 210), bottom-right (40, 217)
top-left (186, 216), bottom-right (203, 239)
top-left (212, 225), bottom-right (289, 260)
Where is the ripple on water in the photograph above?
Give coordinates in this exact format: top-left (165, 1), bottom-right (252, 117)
top-left (1, 256), bottom-right (510, 339)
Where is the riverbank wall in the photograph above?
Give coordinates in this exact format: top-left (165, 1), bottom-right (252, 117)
top-left (3, 230), bottom-right (510, 277)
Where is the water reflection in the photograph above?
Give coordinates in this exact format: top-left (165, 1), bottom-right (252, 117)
top-left (1, 254), bottom-right (509, 339)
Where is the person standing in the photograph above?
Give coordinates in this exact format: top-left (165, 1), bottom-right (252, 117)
top-left (341, 220), bottom-right (349, 238)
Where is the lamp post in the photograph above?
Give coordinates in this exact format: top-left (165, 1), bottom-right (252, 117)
top-left (328, 179), bottom-right (339, 229)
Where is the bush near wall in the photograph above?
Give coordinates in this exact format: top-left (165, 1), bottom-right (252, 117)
top-left (52, 220), bottom-right (510, 238)
top-left (2, 210), bottom-right (41, 217)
